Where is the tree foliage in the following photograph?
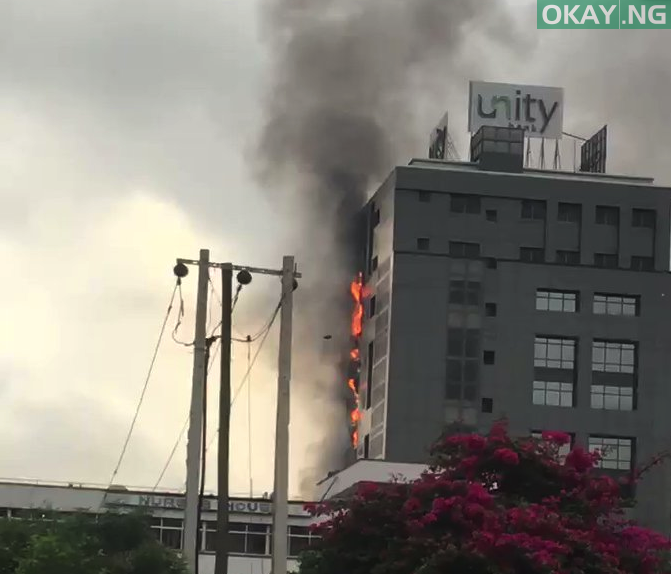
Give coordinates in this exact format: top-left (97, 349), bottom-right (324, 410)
top-left (0, 511), bottom-right (186, 574)
top-left (302, 423), bottom-right (671, 574)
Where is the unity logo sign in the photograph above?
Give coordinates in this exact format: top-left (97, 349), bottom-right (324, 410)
top-left (468, 81), bottom-right (564, 139)
top-left (538, 1), bottom-right (671, 28)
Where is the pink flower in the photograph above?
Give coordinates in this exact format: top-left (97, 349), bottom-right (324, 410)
top-left (467, 435), bottom-right (487, 451)
top-left (403, 497), bottom-right (422, 513)
top-left (494, 448), bottom-right (519, 465)
top-left (422, 512), bottom-right (438, 524)
top-left (541, 431), bottom-right (571, 445)
top-left (565, 447), bottom-right (597, 472)
top-left (466, 483), bottom-right (493, 505)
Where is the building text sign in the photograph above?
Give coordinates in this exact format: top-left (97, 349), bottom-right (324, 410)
top-left (105, 494), bottom-right (274, 514)
top-left (468, 81), bottom-right (564, 139)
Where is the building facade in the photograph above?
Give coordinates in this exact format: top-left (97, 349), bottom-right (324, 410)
top-left (0, 480), bottom-right (316, 574)
top-left (354, 151), bottom-right (671, 532)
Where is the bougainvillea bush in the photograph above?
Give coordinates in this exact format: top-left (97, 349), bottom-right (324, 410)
top-left (300, 423), bottom-right (671, 574)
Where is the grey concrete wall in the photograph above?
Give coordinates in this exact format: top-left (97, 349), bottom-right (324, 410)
top-left (359, 161), bottom-right (671, 532)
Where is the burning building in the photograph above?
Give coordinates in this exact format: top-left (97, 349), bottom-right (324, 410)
top-left (342, 126), bottom-right (671, 535)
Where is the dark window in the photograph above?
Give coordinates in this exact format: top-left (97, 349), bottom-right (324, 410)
top-left (449, 241), bottom-right (481, 258)
top-left (521, 200), bottom-right (546, 220)
top-left (481, 398), bottom-right (493, 413)
top-left (417, 237), bottom-right (430, 251)
top-left (632, 208), bottom-right (655, 228)
top-left (593, 294), bottom-right (639, 316)
top-left (449, 280), bottom-right (481, 305)
top-left (451, 194), bottom-right (480, 214)
top-left (371, 256), bottom-right (378, 272)
top-left (486, 258), bottom-right (498, 269)
top-left (366, 342), bottom-right (374, 409)
top-left (372, 209), bottom-right (381, 227)
top-left (485, 303), bottom-right (497, 317)
top-left (595, 253), bottom-right (618, 268)
top-left (369, 296), bottom-right (376, 318)
top-left (536, 290), bottom-right (578, 312)
top-left (418, 191), bottom-right (432, 203)
top-left (556, 250), bottom-right (580, 265)
top-left (520, 247), bottom-right (545, 263)
top-left (589, 436), bottom-right (634, 471)
top-left (363, 435), bottom-right (370, 458)
top-left (449, 329), bottom-right (479, 358)
top-left (558, 202), bottom-right (581, 223)
top-left (595, 206), bottom-right (619, 225)
top-left (247, 524), bottom-right (268, 555)
top-left (486, 209), bottom-right (498, 222)
top-left (631, 256), bottom-right (654, 271)
top-left (483, 351), bottom-right (495, 365)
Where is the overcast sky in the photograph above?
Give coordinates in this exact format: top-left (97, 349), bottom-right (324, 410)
top-left (1, 0), bottom-right (670, 499)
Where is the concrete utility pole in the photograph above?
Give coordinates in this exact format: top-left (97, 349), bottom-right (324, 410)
top-left (183, 249), bottom-right (210, 574)
top-left (175, 253), bottom-right (300, 574)
top-left (271, 256), bottom-right (295, 574)
top-left (215, 266), bottom-right (233, 574)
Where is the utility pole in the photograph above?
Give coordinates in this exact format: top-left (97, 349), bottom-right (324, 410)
top-left (215, 265), bottom-right (233, 574)
top-left (174, 254), bottom-right (299, 574)
top-left (183, 249), bottom-right (210, 574)
top-left (271, 256), bottom-right (295, 574)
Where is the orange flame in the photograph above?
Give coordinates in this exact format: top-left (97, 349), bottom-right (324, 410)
top-left (347, 273), bottom-right (369, 450)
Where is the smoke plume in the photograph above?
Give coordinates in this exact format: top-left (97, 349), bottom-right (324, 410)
top-left (254, 0), bottom-right (519, 496)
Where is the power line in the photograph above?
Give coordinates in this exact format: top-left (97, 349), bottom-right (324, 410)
top-left (104, 280), bottom-right (179, 493)
top-left (152, 337), bottom-right (221, 491)
top-left (205, 301), bottom-right (281, 453)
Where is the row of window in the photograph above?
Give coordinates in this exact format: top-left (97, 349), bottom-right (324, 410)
top-left (532, 380), bottom-right (635, 411)
top-left (532, 433), bottom-right (634, 471)
top-left (150, 518), bottom-right (317, 556)
top-left (534, 336), bottom-right (636, 374)
top-left (416, 239), bottom-right (654, 271)
top-left (440, 193), bottom-right (656, 229)
top-left (536, 290), bottom-right (639, 316)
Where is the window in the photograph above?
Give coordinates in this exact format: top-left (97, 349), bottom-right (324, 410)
top-left (531, 431), bottom-right (574, 461)
top-left (534, 337), bottom-right (575, 369)
top-left (592, 341), bottom-right (636, 374)
top-left (288, 525), bottom-right (318, 557)
top-left (204, 522), bottom-right (266, 554)
top-left (363, 435), bottom-right (370, 458)
top-left (589, 436), bottom-right (634, 470)
top-left (449, 280), bottom-right (480, 305)
top-left (632, 208), bottom-right (655, 228)
top-left (418, 191), bottom-right (432, 203)
top-left (371, 256), bottom-right (378, 272)
top-left (448, 329), bottom-right (479, 358)
top-left (151, 517), bottom-right (183, 550)
top-left (485, 303), bottom-right (497, 317)
top-left (369, 296), bottom-right (376, 318)
top-left (594, 253), bottom-right (618, 268)
top-left (486, 258), bottom-right (498, 269)
top-left (593, 294), bottom-right (639, 316)
top-left (532, 381), bottom-right (573, 407)
top-left (483, 351), bottom-right (495, 365)
top-left (449, 241), bottom-right (480, 258)
top-left (521, 200), bottom-right (546, 220)
top-left (631, 256), bottom-right (654, 271)
top-left (558, 203), bottom-right (581, 223)
top-left (372, 209), bottom-right (380, 227)
top-left (451, 194), bottom-right (480, 214)
top-left (556, 250), bottom-right (580, 265)
top-left (486, 209), bottom-right (498, 222)
top-left (536, 290), bottom-right (578, 312)
top-left (591, 385), bottom-right (634, 411)
top-left (520, 247), bottom-right (545, 263)
top-left (595, 206), bottom-right (619, 225)
top-left (417, 237), bottom-right (430, 251)
top-left (481, 398), bottom-right (493, 413)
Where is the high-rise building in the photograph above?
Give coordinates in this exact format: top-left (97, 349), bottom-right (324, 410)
top-left (353, 128), bottom-right (671, 532)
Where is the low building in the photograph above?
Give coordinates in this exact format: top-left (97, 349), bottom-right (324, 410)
top-left (0, 479), bottom-right (316, 574)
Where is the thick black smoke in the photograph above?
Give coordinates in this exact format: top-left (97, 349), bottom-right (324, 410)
top-left (254, 0), bottom-right (520, 496)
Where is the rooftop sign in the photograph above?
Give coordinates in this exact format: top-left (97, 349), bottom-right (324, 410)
top-left (468, 81), bottom-right (564, 139)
